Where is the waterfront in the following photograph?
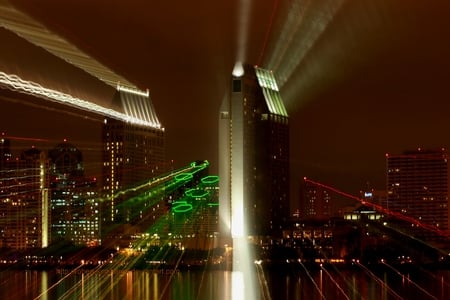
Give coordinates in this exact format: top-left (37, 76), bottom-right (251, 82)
top-left (1, 267), bottom-right (450, 300)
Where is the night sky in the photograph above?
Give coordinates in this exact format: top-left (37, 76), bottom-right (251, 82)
top-left (2, 0), bottom-right (450, 210)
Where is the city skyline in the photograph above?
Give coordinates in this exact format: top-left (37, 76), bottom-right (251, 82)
top-left (2, 2), bottom-right (450, 298)
top-left (1, 0), bottom-right (450, 205)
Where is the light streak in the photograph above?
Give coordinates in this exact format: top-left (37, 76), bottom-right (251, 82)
top-left (265, 0), bottom-right (346, 86)
top-left (298, 260), bottom-right (327, 299)
top-left (305, 233), bottom-right (363, 299)
top-left (319, 265), bottom-right (350, 300)
top-left (33, 263), bottom-right (85, 300)
top-left (257, 0), bottom-right (280, 65)
top-left (0, 1), bottom-right (137, 89)
top-left (57, 263), bottom-right (105, 300)
top-left (354, 260), bottom-right (403, 300)
top-left (254, 260), bottom-right (271, 300)
top-left (232, 237), bottom-right (259, 300)
top-left (235, 0), bottom-right (252, 67)
top-left (381, 260), bottom-right (438, 300)
top-left (1, 135), bottom-right (49, 143)
top-left (0, 71), bottom-right (162, 129)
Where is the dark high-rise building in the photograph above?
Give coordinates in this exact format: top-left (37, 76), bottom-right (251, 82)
top-left (301, 181), bottom-right (331, 220)
top-left (386, 148), bottom-right (449, 242)
top-left (0, 147), bottom-right (49, 249)
top-left (102, 86), bottom-right (165, 226)
top-left (48, 141), bottom-right (100, 246)
top-left (219, 64), bottom-right (289, 238)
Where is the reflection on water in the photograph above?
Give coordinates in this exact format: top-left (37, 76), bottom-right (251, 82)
top-left (1, 268), bottom-right (450, 299)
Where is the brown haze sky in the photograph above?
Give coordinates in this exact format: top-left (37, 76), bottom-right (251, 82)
top-left (2, 0), bottom-right (450, 210)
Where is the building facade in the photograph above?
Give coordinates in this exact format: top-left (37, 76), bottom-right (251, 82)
top-left (48, 142), bottom-right (100, 246)
top-left (0, 147), bottom-right (49, 249)
top-left (301, 180), bottom-right (332, 220)
top-left (386, 149), bottom-right (449, 242)
top-left (219, 64), bottom-right (289, 238)
top-left (102, 86), bottom-right (165, 236)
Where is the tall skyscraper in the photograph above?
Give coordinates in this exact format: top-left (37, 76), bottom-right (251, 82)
top-left (49, 141), bottom-right (100, 246)
top-left (219, 64), bottom-right (289, 238)
top-left (0, 147), bottom-right (49, 249)
top-left (102, 85), bottom-right (165, 227)
top-left (386, 148), bottom-right (449, 242)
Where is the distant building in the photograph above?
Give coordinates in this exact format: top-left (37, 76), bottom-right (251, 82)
top-left (48, 142), bottom-right (100, 246)
top-left (219, 64), bottom-right (289, 238)
top-left (300, 180), bottom-right (331, 220)
top-left (359, 189), bottom-right (387, 209)
top-left (386, 148), bottom-right (449, 242)
top-left (0, 147), bottom-right (49, 249)
top-left (102, 86), bottom-right (165, 230)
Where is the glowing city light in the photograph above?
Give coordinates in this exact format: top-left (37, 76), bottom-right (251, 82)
top-left (232, 62), bottom-right (244, 77)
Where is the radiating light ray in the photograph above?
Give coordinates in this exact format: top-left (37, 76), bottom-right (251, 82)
top-left (235, 0), bottom-right (252, 67)
top-left (33, 263), bottom-right (85, 300)
top-left (256, 0), bottom-right (280, 66)
top-left (193, 246), bottom-right (214, 300)
top-left (419, 267), bottom-right (450, 291)
top-left (1, 159), bottom-right (217, 298)
top-left (0, 91), bottom-right (105, 123)
top-left (305, 235), bottom-right (362, 300)
top-left (1, 135), bottom-right (49, 143)
top-left (159, 248), bottom-right (185, 299)
top-left (0, 0), bottom-right (136, 89)
top-left (57, 263), bottom-right (105, 300)
top-left (254, 261), bottom-right (271, 300)
top-left (265, 0), bottom-right (346, 87)
top-left (319, 264), bottom-right (350, 300)
top-left (298, 260), bottom-right (327, 299)
top-left (355, 260), bottom-right (403, 300)
top-left (381, 260), bottom-right (438, 300)
top-left (265, 0), bottom-right (311, 72)
top-left (232, 237), bottom-right (259, 300)
top-left (0, 71), bottom-right (162, 129)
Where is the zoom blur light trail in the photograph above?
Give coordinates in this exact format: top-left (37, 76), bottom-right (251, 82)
top-left (234, 0), bottom-right (252, 74)
top-left (381, 260), bottom-right (438, 300)
top-left (354, 260), bottom-right (403, 300)
top-left (0, 1), bottom-right (136, 89)
top-left (53, 164), bottom-right (217, 299)
top-left (264, 0), bottom-right (346, 87)
top-left (0, 71), bottom-right (162, 129)
top-left (319, 264), bottom-right (350, 300)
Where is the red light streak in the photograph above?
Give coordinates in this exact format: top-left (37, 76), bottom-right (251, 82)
top-left (257, 0), bottom-right (280, 65)
top-left (3, 135), bottom-right (49, 143)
